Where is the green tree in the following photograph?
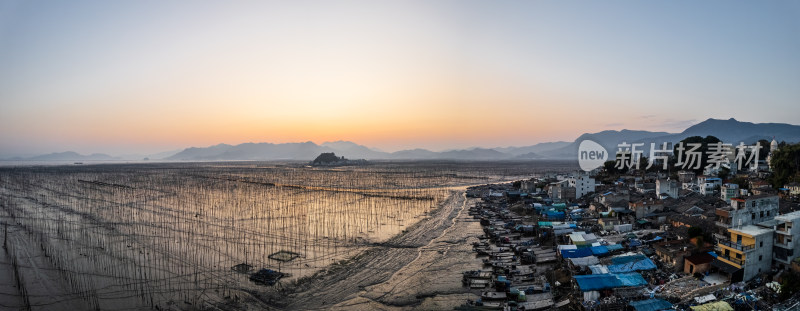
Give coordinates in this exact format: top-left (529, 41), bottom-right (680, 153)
top-left (604, 160), bottom-right (619, 175)
top-left (769, 143), bottom-right (800, 189)
top-left (780, 270), bottom-right (800, 301)
top-left (671, 136), bottom-right (721, 174)
top-left (758, 139), bottom-right (771, 161)
top-left (718, 166), bottom-right (730, 181)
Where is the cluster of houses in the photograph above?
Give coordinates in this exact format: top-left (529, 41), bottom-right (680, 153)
top-left (460, 145), bottom-right (800, 310)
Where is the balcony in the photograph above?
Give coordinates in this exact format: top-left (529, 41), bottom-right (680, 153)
top-left (775, 240), bottom-right (794, 249)
top-left (717, 254), bottom-right (745, 266)
top-left (718, 239), bottom-right (755, 252)
top-left (715, 221), bottom-right (731, 228)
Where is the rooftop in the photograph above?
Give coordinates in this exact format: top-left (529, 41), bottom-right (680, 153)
top-left (775, 210), bottom-right (800, 222)
top-left (684, 253), bottom-right (715, 265)
top-left (732, 193), bottom-right (779, 202)
top-left (729, 225), bottom-right (773, 237)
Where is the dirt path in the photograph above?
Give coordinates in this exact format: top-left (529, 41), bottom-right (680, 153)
top-left (257, 190), bottom-right (478, 310)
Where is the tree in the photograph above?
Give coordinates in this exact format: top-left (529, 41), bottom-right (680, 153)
top-left (719, 167), bottom-right (730, 181)
top-left (604, 160), bottom-right (619, 175)
top-left (780, 270), bottom-right (800, 301)
top-left (769, 143), bottom-right (800, 189)
top-left (671, 136), bottom-right (722, 175)
top-left (758, 139), bottom-right (771, 161)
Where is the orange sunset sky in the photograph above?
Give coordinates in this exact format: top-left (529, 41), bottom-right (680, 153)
top-left (1, 1), bottom-right (798, 156)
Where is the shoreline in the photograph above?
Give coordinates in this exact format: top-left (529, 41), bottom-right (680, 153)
top-left (251, 189), bottom-right (476, 310)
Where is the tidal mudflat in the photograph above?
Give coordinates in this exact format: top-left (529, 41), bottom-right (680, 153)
top-left (0, 161), bottom-right (574, 310)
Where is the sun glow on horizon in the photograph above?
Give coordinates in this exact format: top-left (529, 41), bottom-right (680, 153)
top-left (1, 1), bottom-right (798, 156)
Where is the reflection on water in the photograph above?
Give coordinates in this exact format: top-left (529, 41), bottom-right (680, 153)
top-left (0, 161), bottom-right (574, 309)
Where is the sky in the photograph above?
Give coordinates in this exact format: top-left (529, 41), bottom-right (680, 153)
top-left (1, 1), bottom-right (799, 157)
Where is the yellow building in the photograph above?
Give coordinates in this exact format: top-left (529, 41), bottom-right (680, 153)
top-left (714, 225), bottom-right (772, 282)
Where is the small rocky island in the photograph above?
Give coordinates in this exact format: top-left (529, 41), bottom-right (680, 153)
top-left (310, 152), bottom-right (367, 166)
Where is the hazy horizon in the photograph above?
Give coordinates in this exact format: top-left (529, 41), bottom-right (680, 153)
top-left (2, 1), bottom-right (799, 157)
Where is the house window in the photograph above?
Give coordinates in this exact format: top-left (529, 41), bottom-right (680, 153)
top-left (736, 253), bottom-right (742, 259)
top-left (752, 213), bottom-right (756, 220)
top-left (760, 211), bottom-right (764, 218)
top-left (760, 255), bottom-right (763, 261)
top-left (761, 241), bottom-right (764, 247)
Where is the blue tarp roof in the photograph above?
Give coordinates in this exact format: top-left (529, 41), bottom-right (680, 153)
top-left (630, 298), bottom-right (673, 311)
top-left (608, 258), bottom-right (657, 273)
top-left (606, 244), bottom-right (624, 251)
top-left (574, 273), bottom-right (647, 291)
top-left (612, 254), bottom-right (647, 265)
top-left (615, 272), bottom-right (648, 287)
top-left (561, 248), bottom-right (593, 258)
top-left (574, 274), bottom-right (621, 291)
top-left (590, 246), bottom-right (610, 256)
top-left (544, 211), bottom-right (565, 219)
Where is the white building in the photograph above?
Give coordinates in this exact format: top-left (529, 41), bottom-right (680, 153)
top-left (698, 176), bottom-right (722, 196)
top-left (721, 183), bottom-right (739, 203)
top-left (715, 194), bottom-right (780, 239)
top-left (656, 179), bottom-right (679, 199)
top-left (758, 210), bottom-right (800, 269)
top-left (567, 175), bottom-right (596, 199)
top-left (716, 225), bottom-right (773, 282)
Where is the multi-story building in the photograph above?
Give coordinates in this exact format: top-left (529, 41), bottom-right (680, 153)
top-left (629, 199), bottom-right (664, 219)
top-left (757, 210), bottom-right (800, 270)
top-left (714, 225), bottom-right (773, 282)
top-left (721, 183), bottom-right (739, 203)
top-left (548, 181), bottom-right (576, 202)
top-left (715, 194), bottom-right (779, 237)
top-left (656, 179), bottom-right (679, 199)
top-left (678, 170), bottom-right (697, 184)
top-left (785, 182), bottom-right (800, 196)
top-left (699, 176), bottom-right (722, 196)
top-left (567, 175), bottom-right (595, 199)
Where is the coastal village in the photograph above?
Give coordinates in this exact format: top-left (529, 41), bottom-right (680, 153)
top-left (460, 140), bottom-right (800, 311)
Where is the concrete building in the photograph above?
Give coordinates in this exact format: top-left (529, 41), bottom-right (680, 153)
top-left (785, 182), bottom-right (800, 196)
top-left (598, 216), bottom-right (621, 231)
top-left (715, 194), bottom-right (779, 237)
top-left (757, 210), bottom-right (800, 270)
top-left (548, 181), bottom-right (576, 202)
top-left (654, 240), bottom-right (694, 271)
top-left (595, 191), bottom-right (629, 206)
top-left (629, 199), bottom-right (664, 219)
top-left (684, 253), bottom-right (715, 275)
top-left (698, 176), bottom-right (722, 196)
top-left (715, 225), bottom-right (773, 282)
top-left (656, 179), bottom-right (679, 199)
top-left (678, 170), bottom-right (697, 184)
top-left (567, 175), bottom-right (595, 199)
top-left (721, 183), bottom-right (739, 203)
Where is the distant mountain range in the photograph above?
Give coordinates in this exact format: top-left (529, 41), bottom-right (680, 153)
top-left (6, 118), bottom-right (800, 162)
top-left (6, 151), bottom-right (118, 162)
